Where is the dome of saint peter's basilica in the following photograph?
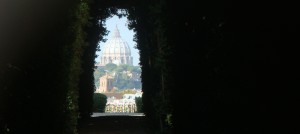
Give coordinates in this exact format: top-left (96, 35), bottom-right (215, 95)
top-left (98, 26), bottom-right (133, 66)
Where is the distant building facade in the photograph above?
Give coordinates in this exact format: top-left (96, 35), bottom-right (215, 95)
top-left (97, 26), bottom-right (133, 66)
top-left (105, 90), bottom-right (143, 113)
top-left (95, 73), bottom-right (114, 93)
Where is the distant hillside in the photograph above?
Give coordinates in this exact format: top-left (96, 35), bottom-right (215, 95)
top-left (94, 63), bottom-right (141, 90)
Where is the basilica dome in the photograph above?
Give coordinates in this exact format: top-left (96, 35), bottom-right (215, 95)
top-left (99, 26), bottom-right (133, 66)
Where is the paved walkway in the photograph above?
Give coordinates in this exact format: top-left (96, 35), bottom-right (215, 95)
top-left (78, 113), bottom-right (155, 134)
top-left (91, 112), bottom-right (145, 117)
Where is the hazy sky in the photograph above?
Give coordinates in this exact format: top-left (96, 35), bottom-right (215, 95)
top-left (95, 16), bottom-right (140, 66)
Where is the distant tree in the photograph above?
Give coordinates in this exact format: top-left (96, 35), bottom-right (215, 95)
top-left (105, 63), bottom-right (118, 72)
top-left (94, 67), bottom-right (105, 87)
top-left (131, 66), bottom-right (141, 73)
top-left (94, 64), bottom-right (141, 90)
top-left (92, 93), bottom-right (107, 112)
top-left (135, 97), bottom-right (143, 113)
top-left (121, 89), bottom-right (137, 94)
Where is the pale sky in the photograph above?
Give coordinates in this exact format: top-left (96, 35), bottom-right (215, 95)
top-left (95, 16), bottom-right (140, 66)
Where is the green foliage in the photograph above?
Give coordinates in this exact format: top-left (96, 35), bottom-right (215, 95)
top-left (135, 97), bottom-right (143, 113)
top-left (118, 89), bottom-right (137, 94)
top-left (61, 0), bottom-right (90, 133)
top-left (165, 114), bottom-right (173, 127)
top-left (105, 63), bottom-right (118, 71)
top-left (126, 1), bottom-right (175, 132)
top-left (94, 64), bottom-right (141, 90)
top-left (92, 93), bottom-right (107, 112)
top-left (93, 67), bottom-right (105, 88)
top-left (0, 0), bottom-right (91, 133)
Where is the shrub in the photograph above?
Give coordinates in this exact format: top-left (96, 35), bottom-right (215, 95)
top-left (92, 93), bottom-right (107, 112)
top-left (135, 97), bottom-right (143, 113)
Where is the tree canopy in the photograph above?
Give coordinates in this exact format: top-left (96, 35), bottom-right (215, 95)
top-left (94, 63), bottom-right (141, 90)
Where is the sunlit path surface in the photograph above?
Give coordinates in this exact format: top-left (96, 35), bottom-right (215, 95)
top-left (91, 112), bottom-right (145, 117)
top-left (78, 113), bottom-right (154, 134)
